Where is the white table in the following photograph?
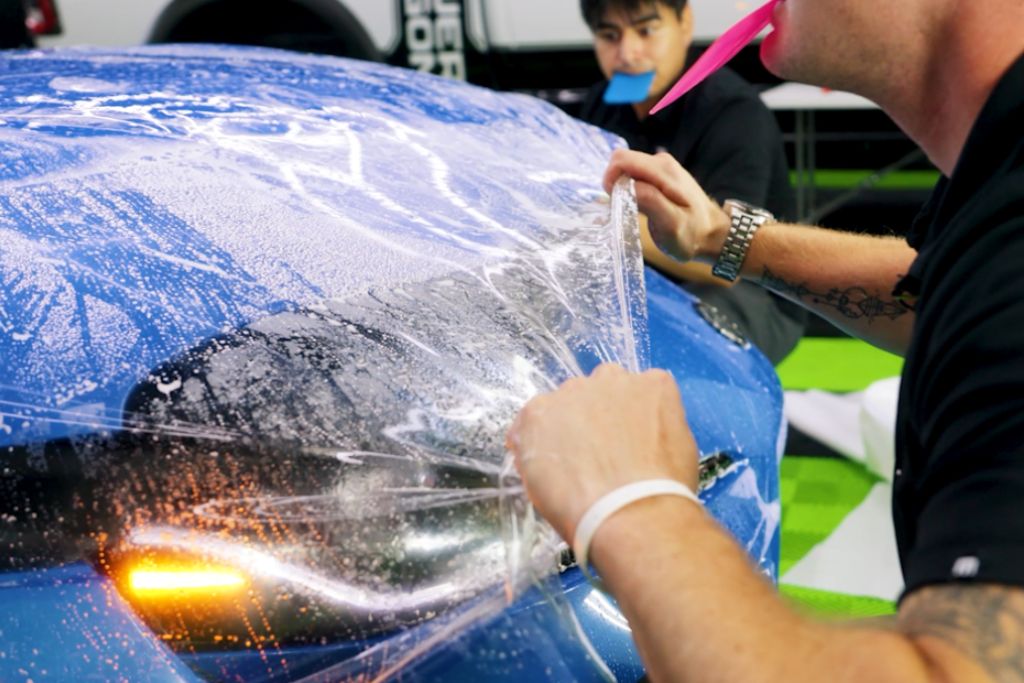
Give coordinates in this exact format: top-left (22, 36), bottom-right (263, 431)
top-left (760, 82), bottom-right (877, 111)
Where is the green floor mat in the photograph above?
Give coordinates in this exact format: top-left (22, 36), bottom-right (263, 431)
top-left (777, 337), bottom-right (903, 392)
top-left (780, 584), bottom-right (896, 619)
top-left (775, 336), bottom-right (901, 617)
top-left (778, 456), bottom-right (894, 617)
top-left (779, 456), bottom-right (880, 574)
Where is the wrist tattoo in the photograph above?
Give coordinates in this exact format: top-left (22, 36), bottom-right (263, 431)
top-left (759, 267), bottom-right (908, 321)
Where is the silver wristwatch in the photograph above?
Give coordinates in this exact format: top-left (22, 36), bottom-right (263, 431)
top-left (711, 199), bottom-right (774, 282)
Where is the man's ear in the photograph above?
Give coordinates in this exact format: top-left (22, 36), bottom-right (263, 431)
top-left (680, 4), bottom-right (694, 42)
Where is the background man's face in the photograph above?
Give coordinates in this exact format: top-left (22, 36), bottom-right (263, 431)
top-left (592, 2), bottom-right (693, 104)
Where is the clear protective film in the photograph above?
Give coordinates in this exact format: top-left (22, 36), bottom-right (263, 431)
top-left (0, 46), bottom-right (654, 682)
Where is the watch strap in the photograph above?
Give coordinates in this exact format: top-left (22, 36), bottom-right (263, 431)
top-left (711, 200), bottom-right (773, 281)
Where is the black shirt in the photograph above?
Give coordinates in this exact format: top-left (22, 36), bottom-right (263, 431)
top-left (0, 0), bottom-right (33, 49)
top-left (894, 50), bottom-right (1024, 596)
top-left (580, 68), bottom-right (805, 364)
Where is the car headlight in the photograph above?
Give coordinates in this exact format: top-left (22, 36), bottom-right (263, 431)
top-left (96, 446), bottom-right (517, 650)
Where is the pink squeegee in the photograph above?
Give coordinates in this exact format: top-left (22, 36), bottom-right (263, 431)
top-left (650, 0), bottom-right (780, 115)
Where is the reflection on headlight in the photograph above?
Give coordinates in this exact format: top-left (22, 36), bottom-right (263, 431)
top-left (129, 566), bottom-right (247, 593)
top-left (125, 526), bottom-right (462, 613)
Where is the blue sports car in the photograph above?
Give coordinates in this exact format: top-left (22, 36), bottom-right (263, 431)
top-left (0, 45), bottom-right (782, 682)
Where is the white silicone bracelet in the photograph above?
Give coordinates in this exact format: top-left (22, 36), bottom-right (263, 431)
top-left (572, 479), bottom-right (701, 579)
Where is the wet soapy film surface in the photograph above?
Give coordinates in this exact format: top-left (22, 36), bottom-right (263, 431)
top-left (0, 45), bottom-right (660, 681)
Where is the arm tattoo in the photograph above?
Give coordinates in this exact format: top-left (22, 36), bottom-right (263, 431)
top-left (901, 584), bottom-right (1024, 681)
top-left (759, 267), bottom-right (909, 321)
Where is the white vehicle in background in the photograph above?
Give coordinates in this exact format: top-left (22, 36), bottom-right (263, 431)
top-left (25, 0), bottom-right (763, 105)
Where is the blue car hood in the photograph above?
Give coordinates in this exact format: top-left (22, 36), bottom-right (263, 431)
top-left (0, 45), bottom-right (782, 682)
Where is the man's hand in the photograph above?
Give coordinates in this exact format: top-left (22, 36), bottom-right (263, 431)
top-left (504, 373), bottom-right (1024, 683)
top-left (505, 363), bottom-right (699, 543)
top-left (605, 148), bottom-right (918, 353)
top-left (639, 214), bottom-right (733, 286)
top-left (604, 149), bottom-right (730, 263)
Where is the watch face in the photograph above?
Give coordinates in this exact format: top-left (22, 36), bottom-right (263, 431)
top-left (725, 199), bottom-right (773, 221)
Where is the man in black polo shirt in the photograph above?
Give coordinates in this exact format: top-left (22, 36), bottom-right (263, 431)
top-left (0, 0), bottom-right (33, 49)
top-left (578, 0), bottom-right (805, 364)
top-left (509, 0), bottom-right (1024, 679)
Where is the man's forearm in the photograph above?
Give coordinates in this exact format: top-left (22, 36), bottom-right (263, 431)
top-left (726, 223), bottom-right (916, 355)
top-left (588, 497), bottom-right (982, 683)
top-left (604, 150), bottom-right (915, 352)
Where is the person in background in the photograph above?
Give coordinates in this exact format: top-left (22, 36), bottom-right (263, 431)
top-left (0, 0), bottom-right (33, 49)
top-left (510, 0), bottom-right (1024, 680)
top-left (578, 0), bottom-right (805, 364)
